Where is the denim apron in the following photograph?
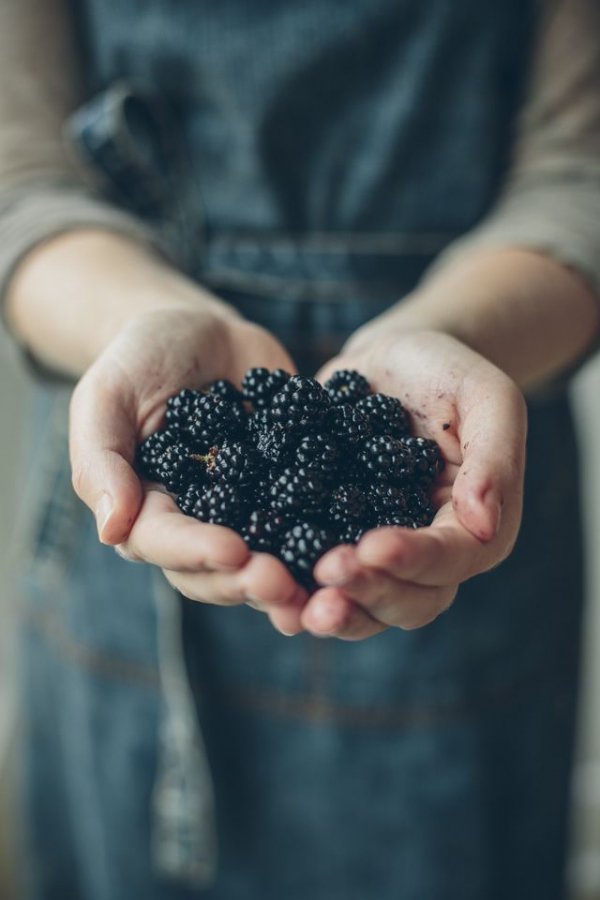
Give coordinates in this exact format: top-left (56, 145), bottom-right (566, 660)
top-left (19, 2), bottom-right (583, 899)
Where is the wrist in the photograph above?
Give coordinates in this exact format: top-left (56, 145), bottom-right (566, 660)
top-left (6, 229), bottom-right (241, 377)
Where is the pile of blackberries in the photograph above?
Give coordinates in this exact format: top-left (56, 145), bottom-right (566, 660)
top-left (136, 369), bottom-right (444, 588)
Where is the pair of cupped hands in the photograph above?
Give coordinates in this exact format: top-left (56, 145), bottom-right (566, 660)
top-left (70, 304), bottom-right (526, 640)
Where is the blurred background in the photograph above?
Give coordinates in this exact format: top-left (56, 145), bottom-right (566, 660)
top-left (1, 338), bottom-right (600, 899)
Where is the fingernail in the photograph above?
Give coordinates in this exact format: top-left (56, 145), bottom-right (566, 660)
top-left (278, 628), bottom-right (298, 637)
top-left (95, 493), bottom-right (113, 541)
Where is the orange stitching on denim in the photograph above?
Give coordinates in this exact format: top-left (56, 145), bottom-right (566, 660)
top-left (219, 664), bottom-right (575, 729)
top-left (23, 606), bottom-right (160, 689)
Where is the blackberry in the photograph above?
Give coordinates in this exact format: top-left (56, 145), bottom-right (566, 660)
top-left (335, 521), bottom-right (368, 544)
top-left (376, 513), bottom-right (420, 530)
top-left (325, 404), bottom-right (372, 447)
top-left (253, 475), bottom-right (273, 510)
top-left (254, 423), bottom-right (298, 466)
top-left (247, 406), bottom-right (271, 438)
top-left (328, 484), bottom-right (369, 543)
top-left (136, 429), bottom-right (178, 480)
top-left (269, 466), bottom-right (328, 518)
top-left (279, 523), bottom-right (336, 589)
top-left (271, 376), bottom-right (331, 432)
top-left (404, 484), bottom-right (436, 526)
top-left (242, 367), bottom-right (290, 408)
top-left (190, 482), bottom-right (248, 528)
top-left (207, 379), bottom-right (244, 407)
top-left (329, 484), bottom-right (369, 526)
top-left (188, 393), bottom-right (245, 450)
top-left (400, 436), bottom-right (444, 484)
top-left (242, 509), bottom-right (288, 553)
top-left (208, 441), bottom-right (263, 488)
top-left (324, 369), bottom-right (371, 405)
top-left (356, 393), bottom-right (410, 438)
top-left (177, 482), bottom-right (204, 516)
top-left (357, 435), bottom-right (416, 484)
top-left (294, 433), bottom-right (340, 483)
top-left (165, 389), bottom-right (203, 432)
top-left (153, 443), bottom-right (198, 494)
top-left (369, 483), bottom-right (409, 519)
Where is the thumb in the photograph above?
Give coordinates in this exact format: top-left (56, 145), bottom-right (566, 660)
top-left (69, 378), bottom-right (143, 545)
top-left (452, 375), bottom-right (527, 544)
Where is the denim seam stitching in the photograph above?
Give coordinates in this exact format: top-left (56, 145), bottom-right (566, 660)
top-left (23, 606), bottom-right (160, 688)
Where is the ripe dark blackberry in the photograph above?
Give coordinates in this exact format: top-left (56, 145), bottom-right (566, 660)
top-left (356, 393), bottom-right (410, 438)
top-left (404, 484), bottom-right (436, 526)
top-left (153, 443), bottom-right (199, 494)
top-left (279, 523), bottom-right (336, 589)
top-left (294, 433), bottom-right (340, 483)
top-left (242, 367), bottom-right (290, 408)
top-left (369, 483), bottom-right (409, 519)
top-left (335, 521), bottom-right (368, 545)
top-left (165, 389), bottom-right (203, 432)
top-left (207, 379), bottom-right (244, 407)
top-left (136, 429), bottom-right (178, 480)
top-left (376, 513), bottom-right (420, 530)
top-left (254, 423), bottom-right (298, 466)
top-left (242, 510), bottom-right (288, 553)
top-left (269, 466), bottom-right (328, 518)
top-left (324, 369), bottom-right (370, 405)
top-left (357, 435), bottom-right (416, 484)
top-left (328, 484), bottom-right (369, 543)
top-left (208, 441), bottom-right (263, 488)
top-left (271, 375), bottom-right (331, 432)
top-left (191, 482), bottom-right (248, 528)
top-left (247, 406), bottom-right (271, 437)
top-left (177, 482), bottom-right (204, 516)
top-left (329, 484), bottom-right (369, 526)
top-left (325, 404), bottom-right (372, 447)
top-left (400, 436), bottom-right (445, 484)
top-left (187, 393), bottom-right (245, 450)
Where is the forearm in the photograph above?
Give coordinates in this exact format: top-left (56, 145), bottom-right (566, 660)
top-left (5, 230), bottom-right (239, 378)
top-left (347, 247), bottom-right (600, 390)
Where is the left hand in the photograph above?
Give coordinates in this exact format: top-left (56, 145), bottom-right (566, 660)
top-left (299, 329), bottom-right (527, 640)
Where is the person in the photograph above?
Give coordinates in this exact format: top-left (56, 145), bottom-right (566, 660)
top-left (1, 0), bottom-right (599, 897)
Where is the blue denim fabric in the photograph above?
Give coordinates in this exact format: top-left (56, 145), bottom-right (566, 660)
top-left (19, 2), bottom-right (583, 899)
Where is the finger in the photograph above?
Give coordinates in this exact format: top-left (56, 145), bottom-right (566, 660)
top-left (166, 551), bottom-right (304, 610)
top-left (238, 552), bottom-right (308, 609)
top-left (164, 568), bottom-right (247, 606)
top-left (321, 563), bottom-right (457, 629)
top-left (70, 378), bottom-right (142, 545)
top-left (453, 373), bottom-right (527, 542)
top-left (119, 490), bottom-right (250, 571)
top-left (352, 515), bottom-right (492, 587)
top-left (301, 587), bottom-right (386, 641)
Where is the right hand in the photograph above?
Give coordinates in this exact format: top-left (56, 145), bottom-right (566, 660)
top-left (70, 306), bottom-right (309, 635)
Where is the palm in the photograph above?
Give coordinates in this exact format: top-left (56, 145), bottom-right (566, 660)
top-left (70, 308), bottom-right (307, 636)
top-left (299, 330), bottom-right (527, 639)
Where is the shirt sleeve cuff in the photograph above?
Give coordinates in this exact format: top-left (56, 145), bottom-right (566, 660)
top-left (0, 181), bottom-right (172, 310)
top-left (429, 176), bottom-right (600, 298)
